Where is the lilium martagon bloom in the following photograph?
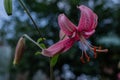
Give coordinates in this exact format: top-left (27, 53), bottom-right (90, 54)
top-left (42, 5), bottom-right (108, 63)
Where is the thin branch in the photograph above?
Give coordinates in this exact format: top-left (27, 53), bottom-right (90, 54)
top-left (23, 34), bottom-right (43, 49)
top-left (18, 0), bottom-right (41, 35)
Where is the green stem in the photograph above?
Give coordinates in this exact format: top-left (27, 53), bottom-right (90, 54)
top-left (23, 34), bottom-right (43, 49)
top-left (50, 58), bottom-right (54, 80)
top-left (18, 0), bottom-right (41, 35)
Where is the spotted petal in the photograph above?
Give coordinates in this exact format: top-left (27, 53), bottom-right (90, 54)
top-left (59, 30), bottom-right (68, 40)
top-left (77, 5), bottom-right (98, 32)
top-left (42, 38), bottom-right (76, 57)
top-left (58, 14), bottom-right (76, 37)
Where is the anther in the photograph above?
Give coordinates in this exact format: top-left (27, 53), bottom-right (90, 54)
top-left (80, 57), bottom-right (85, 63)
top-left (94, 47), bottom-right (97, 58)
top-left (91, 47), bottom-right (108, 53)
top-left (84, 52), bottom-right (90, 62)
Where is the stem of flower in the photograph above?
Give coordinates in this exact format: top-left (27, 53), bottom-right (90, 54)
top-left (18, 0), bottom-right (41, 35)
top-left (23, 34), bottom-right (43, 50)
top-left (50, 58), bottom-right (54, 80)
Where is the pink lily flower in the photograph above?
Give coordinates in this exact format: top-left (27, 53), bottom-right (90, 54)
top-left (42, 5), bottom-right (108, 63)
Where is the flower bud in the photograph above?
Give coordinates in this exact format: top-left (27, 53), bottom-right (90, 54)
top-left (13, 37), bottom-right (25, 65)
top-left (4, 0), bottom-right (12, 15)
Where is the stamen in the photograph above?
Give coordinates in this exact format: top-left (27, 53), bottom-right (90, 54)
top-left (80, 57), bottom-right (85, 63)
top-left (91, 48), bottom-right (108, 53)
top-left (80, 51), bottom-right (90, 63)
top-left (79, 35), bottom-right (108, 63)
top-left (80, 35), bottom-right (108, 53)
top-left (94, 47), bottom-right (97, 58)
top-left (84, 51), bottom-right (90, 62)
top-left (80, 51), bottom-right (85, 63)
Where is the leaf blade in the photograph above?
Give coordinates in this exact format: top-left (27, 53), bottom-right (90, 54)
top-left (50, 54), bottom-right (59, 67)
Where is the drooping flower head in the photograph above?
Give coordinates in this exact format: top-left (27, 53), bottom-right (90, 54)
top-left (42, 5), bottom-right (108, 63)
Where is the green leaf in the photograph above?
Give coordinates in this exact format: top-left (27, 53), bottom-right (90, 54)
top-left (39, 43), bottom-right (46, 49)
top-left (35, 51), bottom-right (41, 55)
top-left (50, 54), bottom-right (59, 67)
top-left (37, 38), bottom-right (46, 43)
top-left (4, 0), bottom-right (12, 15)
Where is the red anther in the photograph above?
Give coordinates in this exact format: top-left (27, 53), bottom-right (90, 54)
top-left (84, 52), bottom-right (90, 62)
top-left (80, 57), bottom-right (85, 63)
top-left (87, 57), bottom-right (90, 62)
top-left (94, 47), bottom-right (97, 58)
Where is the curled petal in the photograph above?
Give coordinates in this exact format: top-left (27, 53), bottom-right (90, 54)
top-left (82, 30), bottom-right (95, 38)
top-left (58, 14), bottom-right (76, 37)
top-left (92, 13), bottom-right (98, 29)
top-left (77, 5), bottom-right (98, 32)
top-left (42, 38), bottom-right (76, 57)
